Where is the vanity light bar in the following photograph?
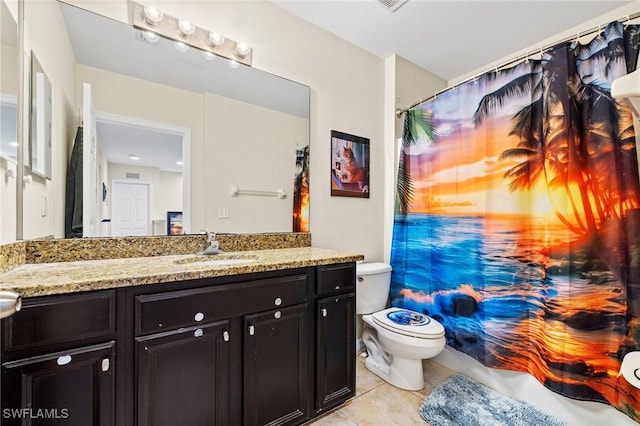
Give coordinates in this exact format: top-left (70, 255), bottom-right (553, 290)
top-left (132, 2), bottom-right (253, 66)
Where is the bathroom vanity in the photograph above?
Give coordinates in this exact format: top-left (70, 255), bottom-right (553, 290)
top-left (0, 239), bottom-right (361, 426)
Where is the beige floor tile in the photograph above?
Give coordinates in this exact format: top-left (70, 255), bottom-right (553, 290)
top-left (339, 383), bottom-right (426, 426)
top-left (306, 354), bottom-right (451, 425)
top-left (355, 356), bottom-right (385, 397)
top-left (305, 406), bottom-right (359, 426)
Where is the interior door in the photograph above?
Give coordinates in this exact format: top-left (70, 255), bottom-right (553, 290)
top-left (111, 181), bottom-right (149, 237)
top-left (82, 83), bottom-right (98, 237)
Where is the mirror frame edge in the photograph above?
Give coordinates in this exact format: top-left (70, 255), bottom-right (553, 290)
top-left (15, 0), bottom-right (24, 240)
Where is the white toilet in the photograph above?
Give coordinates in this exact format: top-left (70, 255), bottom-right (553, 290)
top-left (356, 262), bottom-right (446, 391)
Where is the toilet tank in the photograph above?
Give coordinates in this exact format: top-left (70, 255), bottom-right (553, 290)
top-left (356, 262), bottom-right (393, 314)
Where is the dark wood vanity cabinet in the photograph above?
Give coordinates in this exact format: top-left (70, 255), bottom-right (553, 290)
top-left (315, 264), bottom-right (356, 413)
top-left (1, 262), bottom-right (356, 426)
top-left (1, 291), bottom-right (120, 426)
top-left (135, 321), bottom-right (232, 426)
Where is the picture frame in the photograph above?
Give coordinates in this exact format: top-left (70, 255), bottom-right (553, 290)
top-left (167, 211), bottom-right (184, 235)
top-left (331, 130), bottom-right (370, 198)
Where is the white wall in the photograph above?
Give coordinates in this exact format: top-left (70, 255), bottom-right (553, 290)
top-left (22, 0), bottom-right (76, 239)
top-left (203, 92), bottom-right (308, 233)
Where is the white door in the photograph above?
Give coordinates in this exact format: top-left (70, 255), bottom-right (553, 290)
top-left (82, 83), bottom-right (98, 237)
top-left (111, 181), bottom-right (149, 237)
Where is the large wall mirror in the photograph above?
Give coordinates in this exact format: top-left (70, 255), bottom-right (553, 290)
top-left (20, 1), bottom-right (310, 239)
top-left (0, 0), bottom-right (18, 244)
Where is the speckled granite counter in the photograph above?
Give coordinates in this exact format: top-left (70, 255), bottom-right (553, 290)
top-left (0, 247), bottom-right (364, 297)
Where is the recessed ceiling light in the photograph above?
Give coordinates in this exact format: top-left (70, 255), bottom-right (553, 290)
top-left (129, 154), bottom-right (140, 161)
top-left (176, 161), bottom-right (183, 166)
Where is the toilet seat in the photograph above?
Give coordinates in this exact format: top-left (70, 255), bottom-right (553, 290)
top-left (371, 308), bottom-right (445, 339)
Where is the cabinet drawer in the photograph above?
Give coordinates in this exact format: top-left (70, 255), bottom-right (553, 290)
top-left (2, 291), bottom-right (117, 353)
top-left (317, 263), bottom-right (355, 296)
top-left (136, 274), bottom-right (309, 335)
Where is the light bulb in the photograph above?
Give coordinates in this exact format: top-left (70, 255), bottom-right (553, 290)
top-left (178, 19), bottom-right (195, 37)
top-left (234, 41), bottom-right (250, 58)
top-left (228, 59), bottom-right (239, 69)
top-left (143, 5), bottom-right (163, 26)
top-left (208, 31), bottom-right (225, 47)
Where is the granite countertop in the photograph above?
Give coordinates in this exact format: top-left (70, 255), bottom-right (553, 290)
top-left (0, 247), bottom-right (364, 298)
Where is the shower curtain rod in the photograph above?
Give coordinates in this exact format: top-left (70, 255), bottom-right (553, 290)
top-left (396, 10), bottom-right (640, 118)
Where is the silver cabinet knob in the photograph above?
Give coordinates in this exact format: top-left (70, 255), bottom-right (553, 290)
top-left (248, 325), bottom-right (255, 336)
top-left (194, 328), bottom-right (203, 338)
top-left (334, 284), bottom-right (341, 290)
top-left (223, 331), bottom-right (230, 342)
top-left (274, 297), bottom-right (282, 306)
top-left (274, 311), bottom-right (281, 319)
top-left (321, 308), bottom-right (328, 317)
top-left (101, 358), bottom-right (110, 372)
top-left (57, 355), bottom-right (72, 366)
top-left (194, 312), bottom-right (205, 322)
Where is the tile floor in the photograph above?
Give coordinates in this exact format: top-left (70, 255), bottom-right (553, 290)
top-left (305, 355), bottom-right (455, 426)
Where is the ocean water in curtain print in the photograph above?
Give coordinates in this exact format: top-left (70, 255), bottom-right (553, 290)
top-left (390, 22), bottom-right (640, 421)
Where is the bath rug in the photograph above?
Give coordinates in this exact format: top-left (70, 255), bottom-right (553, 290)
top-left (419, 374), bottom-right (568, 426)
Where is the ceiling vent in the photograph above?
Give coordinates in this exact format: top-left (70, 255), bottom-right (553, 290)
top-left (377, 0), bottom-right (408, 12)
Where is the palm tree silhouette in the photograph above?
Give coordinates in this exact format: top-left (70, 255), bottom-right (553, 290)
top-left (397, 108), bottom-right (436, 214)
top-left (474, 22), bottom-right (639, 237)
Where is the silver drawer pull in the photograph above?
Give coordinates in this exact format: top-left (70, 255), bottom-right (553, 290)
top-left (322, 308), bottom-right (328, 317)
top-left (101, 358), bottom-right (110, 372)
top-left (223, 331), bottom-right (230, 342)
top-left (57, 355), bottom-right (72, 366)
top-left (274, 297), bottom-right (282, 306)
top-left (194, 328), bottom-right (204, 338)
top-left (194, 312), bottom-right (205, 322)
top-left (248, 325), bottom-right (255, 336)
top-left (334, 284), bottom-right (341, 290)
top-left (274, 311), bottom-right (281, 319)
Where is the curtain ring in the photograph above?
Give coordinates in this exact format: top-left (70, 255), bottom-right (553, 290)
top-left (626, 15), bottom-right (630, 24)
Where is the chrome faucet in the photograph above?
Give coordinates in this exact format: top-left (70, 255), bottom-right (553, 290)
top-left (197, 232), bottom-right (223, 255)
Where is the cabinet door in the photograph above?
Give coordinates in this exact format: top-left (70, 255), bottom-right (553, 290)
top-left (243, 304), bottom-right (310, 426)
top-left (316, 294), bottom-right (355, 412)
top-left (1, 341), bottom-right (115, 426)
top-left (135, 321), bottom-right (231, 426)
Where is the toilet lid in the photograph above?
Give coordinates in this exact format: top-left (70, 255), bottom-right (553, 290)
top-left (372, 308), bottom-right (445, 339)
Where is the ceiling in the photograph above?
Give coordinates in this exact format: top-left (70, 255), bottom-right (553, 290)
top-left (273, 0), bottom-right (633, 82)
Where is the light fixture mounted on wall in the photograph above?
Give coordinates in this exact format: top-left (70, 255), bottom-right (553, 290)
top-left (133, 2), bottom-right (253, 66)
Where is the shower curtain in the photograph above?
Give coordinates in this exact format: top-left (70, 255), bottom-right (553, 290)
top-left (390, 21), bottom-right (640, 421)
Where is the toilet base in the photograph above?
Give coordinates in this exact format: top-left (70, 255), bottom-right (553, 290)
top-left (364, 355), bottom-right (425, 391)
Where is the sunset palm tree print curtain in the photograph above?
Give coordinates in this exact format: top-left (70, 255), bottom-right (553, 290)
top-left (391, 21), bottom-right (640, 421)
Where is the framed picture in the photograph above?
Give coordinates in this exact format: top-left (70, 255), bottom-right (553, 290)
top-left (167, 211), bottom-right (184, 235)
top-left (331, 130), bottom-right (370, 198)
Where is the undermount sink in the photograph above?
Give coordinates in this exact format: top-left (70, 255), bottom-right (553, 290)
top-left (174, 254), bottom-right (258, 267)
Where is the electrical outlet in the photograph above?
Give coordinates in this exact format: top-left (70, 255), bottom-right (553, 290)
top-left (217, 208), bottom-right (229, 219)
